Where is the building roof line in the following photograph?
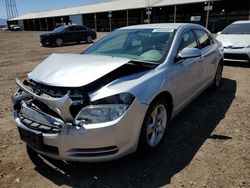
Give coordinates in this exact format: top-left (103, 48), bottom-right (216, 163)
top-left (9, 0), bottom-right (220, 21)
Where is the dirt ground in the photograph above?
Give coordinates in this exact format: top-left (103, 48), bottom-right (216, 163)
top-left (0, 31), bottom-right (249, 188)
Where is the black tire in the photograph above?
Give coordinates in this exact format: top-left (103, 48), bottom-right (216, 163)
top-left (86, 35), bottom-right (93, 43)
top-left (211, 62), bottom-right (223, 89)
top-left (55, 38), bottom-right (63, 47)
top-left (138, 98), bottom-right (170, 152)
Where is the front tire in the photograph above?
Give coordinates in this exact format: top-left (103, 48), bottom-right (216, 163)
top-left (55, 38), bottom-right (63, 47)
top-left (138, 99), bottom-right (169, 152)
top-left (211, 62), bottom-right (223, 89)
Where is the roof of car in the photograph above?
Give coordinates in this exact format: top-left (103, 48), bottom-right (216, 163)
top-left (233, 20), bottom-right (250, 24)
top-left (62, 24), bottom-right (84, 27)
top-left (119, 23), bottom-right (202, 30)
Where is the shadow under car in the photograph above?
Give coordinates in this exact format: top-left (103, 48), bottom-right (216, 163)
top-left (26, 78), bottom-right (236, 187)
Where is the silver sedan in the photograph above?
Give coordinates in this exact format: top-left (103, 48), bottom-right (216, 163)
top-left (12, 23), bottom-right (224, 162)
top-left (216, 20), bottom-right (250, 63)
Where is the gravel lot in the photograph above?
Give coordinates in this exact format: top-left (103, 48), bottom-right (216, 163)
top-left (0, 31), bottom-right (249, 188)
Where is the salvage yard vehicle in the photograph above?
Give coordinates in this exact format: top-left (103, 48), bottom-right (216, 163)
top-left (12, 23), bottom-right (224, 162)
top-left (9, 24), bottom-right (21, 31)
top-left (40, 25), bottom-right (97, 47)
top-left (216, 20), bottom-right (250, 63)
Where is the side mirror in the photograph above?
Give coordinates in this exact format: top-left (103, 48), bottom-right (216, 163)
top-left (217, 31), bottom-right (222, 35)
top-left (177, 48), bottom-right (201, 60)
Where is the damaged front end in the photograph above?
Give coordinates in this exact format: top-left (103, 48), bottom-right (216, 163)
top-left (12, 76), bottom-right (140, 160)
top-left (12, 76), bottom-right (91, 150)
top-left (11, 55), bottom-right (156, 161)
top-left (13, 76), bottom-right (89, 123)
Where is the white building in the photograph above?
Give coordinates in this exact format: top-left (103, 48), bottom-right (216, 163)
top-left (8, 0), bottom-right (250, 32)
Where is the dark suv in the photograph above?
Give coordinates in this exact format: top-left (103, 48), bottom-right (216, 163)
top-left (40, 25), bottom-right (97, 47)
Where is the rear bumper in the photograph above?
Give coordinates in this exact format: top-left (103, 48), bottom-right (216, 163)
top-left (223, 48), bottom-right (250, 62)
top-left (14, 98), bottom-right (148, 162)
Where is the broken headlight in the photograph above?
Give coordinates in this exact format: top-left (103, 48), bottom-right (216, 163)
top-left (75, 93), bottom-right (134, 124)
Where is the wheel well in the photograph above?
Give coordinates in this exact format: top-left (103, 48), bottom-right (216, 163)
top-left (151, 91), bottom-right (173, 119)
top-left (219, 58), bottom-right (224, 65)
top-left (217, 59), bottom-right (224, 73)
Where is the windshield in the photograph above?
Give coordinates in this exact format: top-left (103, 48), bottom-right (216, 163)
top-left (222, 23), bottom-right (250, 34)
top-left (83, 28), bottom-right (176, 63)
top-left (53, 26), bottom-right (67, 33)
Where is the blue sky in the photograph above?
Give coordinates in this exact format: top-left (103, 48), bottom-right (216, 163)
top-left (0, 0), bottom-right (107, 19)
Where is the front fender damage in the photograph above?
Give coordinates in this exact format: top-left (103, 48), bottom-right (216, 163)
top-left (90, 69), bottom-right (166, 105)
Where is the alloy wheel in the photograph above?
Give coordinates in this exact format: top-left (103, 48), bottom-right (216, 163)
top-left (146, 104), bottom-right (167, 147)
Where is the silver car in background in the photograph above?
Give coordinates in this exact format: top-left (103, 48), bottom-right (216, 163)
top-left (12, 23), bottom-right (224, 162)
top-left (216, 20), bottom-right (250, 63)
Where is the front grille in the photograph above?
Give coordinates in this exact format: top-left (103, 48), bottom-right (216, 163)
top-left (19, 114), bottom-right (61, 134)
top-left (24, 80), bottom-right (90, 118)
top-left (224, 53), bottom-right (249, 62)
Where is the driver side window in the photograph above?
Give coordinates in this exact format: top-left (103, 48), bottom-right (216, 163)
top-left (178, 30), bottom-right (198, 52)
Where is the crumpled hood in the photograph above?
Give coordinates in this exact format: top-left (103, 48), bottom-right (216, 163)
top-left (28, 53), bottom-right (132, 87)
top-left (216, 34), bottom-right (250, 48)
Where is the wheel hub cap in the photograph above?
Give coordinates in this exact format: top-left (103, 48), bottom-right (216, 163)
top-left (146, 104), bottom-right (167, 147)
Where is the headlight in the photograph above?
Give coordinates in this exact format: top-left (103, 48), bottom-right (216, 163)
top-left (75, 104), bottom-right (128, 124)
top-left (75, 93), bottom-right (134, 124)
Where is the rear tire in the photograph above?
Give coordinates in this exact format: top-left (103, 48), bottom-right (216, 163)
top-left (138, 98), bottom-right (169, 152)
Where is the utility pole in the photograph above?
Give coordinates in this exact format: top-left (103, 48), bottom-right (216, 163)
top-left (94, 13), bottom-right (97, 31)
top-left (126, 10), bottom-right (129, 26)
top-left (204, 1), bottom-right (213, 28)
top-left (108, 11), bottom-right (112, 32)
top-left (145, 0), bottom-right (151, 24)
top-left (173, 5), bottom-right (177, 23)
